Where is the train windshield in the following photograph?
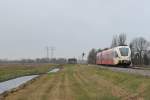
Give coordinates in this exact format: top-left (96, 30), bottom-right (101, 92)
top-left (119, 48), bottom-right (129, 56)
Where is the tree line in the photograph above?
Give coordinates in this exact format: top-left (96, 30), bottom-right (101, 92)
top-left (0, 58), bottom-right (67, 64)
top-left (88, 33), bottom-right (150, 66)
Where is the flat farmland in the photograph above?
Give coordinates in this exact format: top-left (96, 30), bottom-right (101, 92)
top-left (3, 65), bottom-right (150, 100)
top-left (0, 64), bottom-right (53, 82)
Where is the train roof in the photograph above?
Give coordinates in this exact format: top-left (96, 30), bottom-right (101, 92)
top-left (97, 46), bottom-right (130, 55)
top-left (114, 45), bottom-right (130, 49)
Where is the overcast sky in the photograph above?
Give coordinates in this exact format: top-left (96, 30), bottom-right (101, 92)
top-left (0, 0), bottom-right (150, 59)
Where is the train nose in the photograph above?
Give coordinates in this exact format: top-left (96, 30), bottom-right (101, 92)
top-left (119, 60), bottom-right (131, 65)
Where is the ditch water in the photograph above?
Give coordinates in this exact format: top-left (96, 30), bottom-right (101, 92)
top-left (47, 68), bottom-right (60, 73)
top-left (0, 75), bottom-right (39, 94)
top-left (0, 68), bottom-right (60, 94)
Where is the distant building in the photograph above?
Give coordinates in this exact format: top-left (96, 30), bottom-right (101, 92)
top-left (68, 58), bottom-right (77, 64)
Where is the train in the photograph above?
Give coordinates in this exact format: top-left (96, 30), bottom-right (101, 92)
top-left (96, 46), bottom-right (131, 66)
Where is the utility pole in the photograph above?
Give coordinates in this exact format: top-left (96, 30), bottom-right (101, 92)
top-left (50, 46), bottom-right (55, 59)
top-left (46, 46), bottom-right (49, 60)
top-left (45, 46), bottom-right (56, 60)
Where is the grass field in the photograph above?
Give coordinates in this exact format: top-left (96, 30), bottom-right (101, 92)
top-left (0, 64), bottom-right (54, 82)
top-left (3, 64), bottom-right (150, 100)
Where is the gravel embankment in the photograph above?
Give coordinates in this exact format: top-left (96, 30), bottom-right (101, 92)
top-left (97, 66), bottom-right (150, 77)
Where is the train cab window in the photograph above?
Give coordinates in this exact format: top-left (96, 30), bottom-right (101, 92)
top-left (119, 48), bottom-right (129, 56)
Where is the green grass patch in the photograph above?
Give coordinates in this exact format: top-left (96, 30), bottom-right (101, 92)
top-left (95, 68), bottom-right (147, 92)
top-left (90, 66), bottom-right (150, 99)
top-left (65, 65), bottom-right (120, 100)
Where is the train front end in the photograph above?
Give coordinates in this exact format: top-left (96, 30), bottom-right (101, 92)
top-left (114, 46), bottom-right (131, 66)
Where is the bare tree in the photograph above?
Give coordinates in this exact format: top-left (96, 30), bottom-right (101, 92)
top-left (130, 37), bottom-right (150, 65)
top-left (111, 35), bottom-right (118, 48)
top-left (111, 33), bottom-right (127, 48)
top-left (118, 33), bottom-right (127, 46)
top-left (143, 54), bottom-right (149, 65)
top-left (88, 49), bottom-right (97, 64)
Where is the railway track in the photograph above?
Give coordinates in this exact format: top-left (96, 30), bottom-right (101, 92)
top-left (97, 65), bottom-right (150, 77)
